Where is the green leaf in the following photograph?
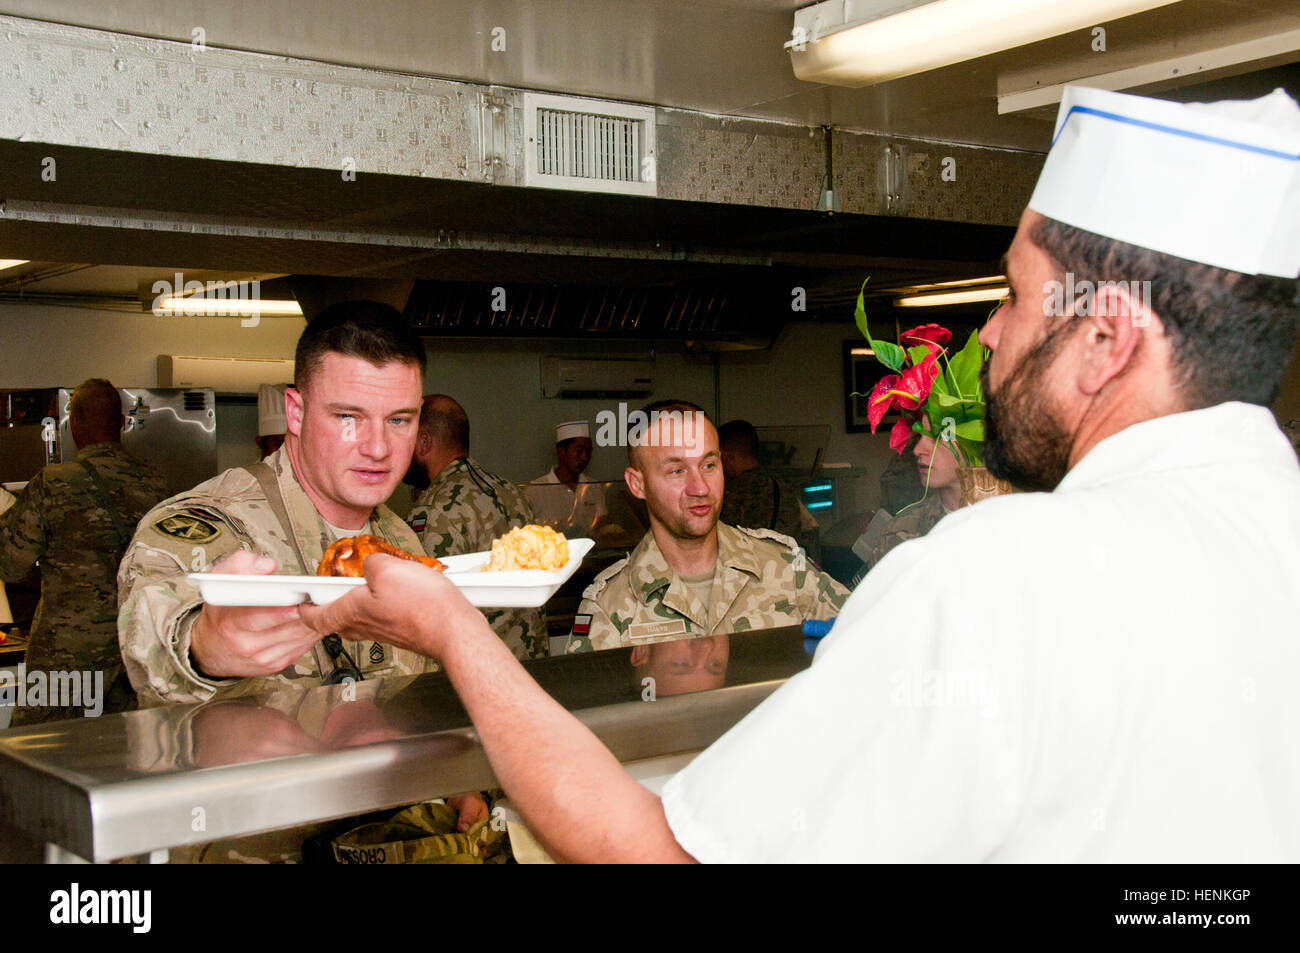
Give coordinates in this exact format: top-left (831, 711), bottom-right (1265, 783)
top-left (947, 329), bottom-right (987, 394)
top-left (854, 280), bottom-right (906, 373)
top-left (906, 344), bottom-right (933, 367)
top-left (954, 419), bottom-right (984, 441)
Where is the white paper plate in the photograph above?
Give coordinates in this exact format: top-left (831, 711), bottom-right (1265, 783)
top-left (188, 537), bottom-right (594, 608)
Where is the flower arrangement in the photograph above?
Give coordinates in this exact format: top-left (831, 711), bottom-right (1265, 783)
top-left (854, 282), bottom-right (988, 466)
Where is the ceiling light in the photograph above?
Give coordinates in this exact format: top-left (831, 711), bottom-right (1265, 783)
top-left (788, 0), bottom-right (1182, 87)
top-left (0, 259), bottom-right (30, 272)
top-left (895, 287), bottom-right (1009, 307)
top-left (154, 296), bottom-right (303, 317)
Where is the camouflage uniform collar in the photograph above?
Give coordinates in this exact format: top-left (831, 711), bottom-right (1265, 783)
top-left (628, 523), bottom-right (762, 605)
top-left (75, 441), bottom-right (121, 459)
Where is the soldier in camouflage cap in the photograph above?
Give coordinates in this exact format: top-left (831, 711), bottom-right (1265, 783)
top-left (566, 401), bottom-right (848, 653)
top-left (1, 379), bottom-right (170, 724)
top-left (117, 302), bottom-right (442, 706)
top-left (404, 395), bottom-right (548, 660)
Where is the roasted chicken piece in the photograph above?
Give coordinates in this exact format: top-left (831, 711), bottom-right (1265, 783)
top-left (316, 534), bottom-right (446, 577)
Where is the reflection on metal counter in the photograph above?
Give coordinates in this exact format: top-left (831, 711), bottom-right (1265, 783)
top-left (0, 626), bottom-right (807, 862)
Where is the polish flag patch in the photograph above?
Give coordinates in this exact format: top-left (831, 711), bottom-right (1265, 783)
top-left (571, 614), bottom-right (592, 636)
top-left (410, 514), bottom-right (427, 534)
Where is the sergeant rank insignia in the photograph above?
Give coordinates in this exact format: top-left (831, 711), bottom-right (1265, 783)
top-left (154, 513), bottom-right (221, 542)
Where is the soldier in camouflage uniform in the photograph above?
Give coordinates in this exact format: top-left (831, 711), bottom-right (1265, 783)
top-left (404, 395), bottom-right (547, 660)
top-left (868, 492), bottom-right (951, 567)
top-left (118, 302), bottom-right (446, 707)
top-left (867, 415), bottom-right (962, 572)
top-left (118, 445), bottom-right (438, 705)
top-left (717, 419), bottom-right (802, 538)
top-left (567, 400), bottom-right (848, 653)
top-left (0, 379), bottom-right (171, 725)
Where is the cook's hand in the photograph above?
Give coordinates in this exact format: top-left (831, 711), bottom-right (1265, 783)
top-left (446, 792), bottom-right (490, 833)
top-left (189, 550), bottom-right (322, 679)
top-left (298, 555), bottom-right (482, 659)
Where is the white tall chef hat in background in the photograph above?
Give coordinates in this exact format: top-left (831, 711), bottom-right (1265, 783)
top-left (555, 420), bottom-right (590, 443)
top-left (257, 383), bottom-right (288, 437)
top-left (1028, 85), bottom-right (1300, 278)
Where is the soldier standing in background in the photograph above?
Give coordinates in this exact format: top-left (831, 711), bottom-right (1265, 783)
top-left (404, 394), bottom-right (549, 660)
top-left (717, 418), bottom-right (801, 538)
top-left (0, 378), bottom-right (170, 724)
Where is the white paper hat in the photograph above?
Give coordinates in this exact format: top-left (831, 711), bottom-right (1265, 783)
top-left (555, 420), bottom-right (590, 442)
top-left (1028, 85), bottom-right (1300, 277)
top-left (257, 383), bottom-right (288, 437)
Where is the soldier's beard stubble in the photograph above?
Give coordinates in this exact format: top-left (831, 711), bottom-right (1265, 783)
top-left (982, 321), bottom-right (1076, 493)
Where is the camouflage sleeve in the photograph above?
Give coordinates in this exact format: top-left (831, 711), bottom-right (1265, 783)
top-left (0, 476), bottom-right (50, 582)
top-left (117, 517), bottom-right (245, 706)
top-left (411, 503), bottom-right (473, 559)
top-left (796, 555), bottom-right (852, 622)
top-left (564, 596), bottom-right (603, 654)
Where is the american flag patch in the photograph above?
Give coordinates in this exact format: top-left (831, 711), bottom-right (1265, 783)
top-left (571, 614), bottom-right (592, 636)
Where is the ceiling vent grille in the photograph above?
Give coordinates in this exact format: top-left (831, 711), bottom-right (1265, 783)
top-left (524, 93), bottom-right (656, 197)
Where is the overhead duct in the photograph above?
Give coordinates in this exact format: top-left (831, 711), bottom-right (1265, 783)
top-left (286, 277), bottom-right (416, 323)
top-left (401, 279), bottom-right (786, 348)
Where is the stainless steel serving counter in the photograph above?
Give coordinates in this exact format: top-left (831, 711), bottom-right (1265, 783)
top-left (0, 626), bottom-right (811, 861)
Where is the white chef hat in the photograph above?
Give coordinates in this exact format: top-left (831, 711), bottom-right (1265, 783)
top-left (257, 383), bottom-right (288, 437)
top-left (1028, 85), bottom-right (1300, 277)
top-left (555, 420), bottom-right (590, 443)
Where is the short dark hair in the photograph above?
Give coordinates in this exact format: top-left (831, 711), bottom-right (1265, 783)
top-left (419, 394), bottom-right (470, 454)
top-left (69, 378), bottom-right (123, 431)
top-left (1031, 217), bottom-right (1300, 409)
top-left (717, 419), bottom-right (760, 459)
top-left (627, 399), bottom-right (711, 465)
top-left (294, 300), bottom-right (427, 392)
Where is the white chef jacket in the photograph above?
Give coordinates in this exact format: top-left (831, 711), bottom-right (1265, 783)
top-left (525, 468), bottom-right (607, 532)
top-left (662, 402), bottom-right (1300, 862)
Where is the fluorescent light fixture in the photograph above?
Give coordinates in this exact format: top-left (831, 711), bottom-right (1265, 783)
top-left (788, 0), bottom-right (1182, 86)
top-left (850, 347), bottom-right (876, 356)
top-left (0, 259), bottom-right (30, 272)
top-left (895, 286), bottom-right (1009, 307)
top-left (154, 296), bottom-right (303, 317)
top-left (998, 27), bottom-right (1300, 114)
top-left (901, 275), bottom-right (1006, 293)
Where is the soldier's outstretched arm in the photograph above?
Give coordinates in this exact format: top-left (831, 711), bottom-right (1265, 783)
top-left (0, 479), bottom-right (49, 582)
top-left (119, 547), bottom-right (320, 704)
top-left (301, 556), bottom-right (697, 864)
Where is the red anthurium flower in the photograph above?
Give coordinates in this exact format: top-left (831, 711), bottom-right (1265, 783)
top-left (888, 416), bottom-right (914, 454)
top-left (867, 374), bottom-right (900, 432)
top-left (891, 350), bottom-right (940, 411)
top-left (900, 324), bottom-right (952, 348)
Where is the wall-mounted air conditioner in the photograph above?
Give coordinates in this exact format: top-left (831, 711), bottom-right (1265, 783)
top-left (541, 357), bottom-right (655, 398)
top-left (157, 355), bottom-right (295, 394)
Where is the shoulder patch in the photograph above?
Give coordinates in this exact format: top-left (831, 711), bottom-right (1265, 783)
top-left (735, 525), bottom-right (800, 552)
top-left (408, 509), bottom-right (428, 535)
top-left (153, 512), bottom-right (221, 543)
top-left (582, 556), bottom-right (629, 600)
